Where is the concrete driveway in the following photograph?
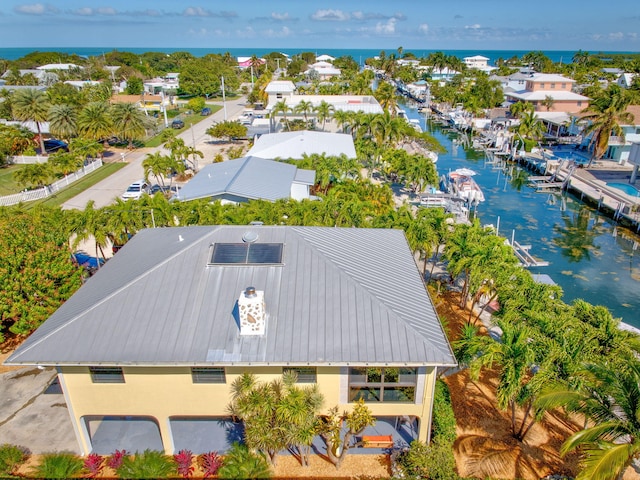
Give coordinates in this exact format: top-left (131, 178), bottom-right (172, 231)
top-left (0, 367), bottom-right (79, 454)
top-left (62, 96), bottom-right (248, 210)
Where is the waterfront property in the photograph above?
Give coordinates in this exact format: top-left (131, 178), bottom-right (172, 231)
top-left (506, 73), bottom-right (589, 113)
top-left (247, 130), bottom-right (357, 159)
top-left (5, 225), bottom-right (456, 455)
top-left (176, 156), bottom-right (316, 203)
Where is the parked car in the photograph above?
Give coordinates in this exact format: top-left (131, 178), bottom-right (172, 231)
top-left (121, 180), bottom-right (150, 200)
top-left (43, 139), bottom-right (68, 153)
top-left (201, 107), bottom-right (212, 116)
top-left (171, 119), bottom-right (185, 129)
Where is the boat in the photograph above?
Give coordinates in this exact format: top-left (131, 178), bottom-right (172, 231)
top-left (441, 168), bottom-right (485, 205)
top-left (409, 118), bottom-right (423, 133)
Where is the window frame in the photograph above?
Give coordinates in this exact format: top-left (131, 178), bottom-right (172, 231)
top-left (191, 367), bottom-right (226, 384)
top-left (89, 366), bottom-right (125, 384)
top-left (283, 367), bottom-right (317, 383)
top-left (348, 367), bottom-right (418, 403)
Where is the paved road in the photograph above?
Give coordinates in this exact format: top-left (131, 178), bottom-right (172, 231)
top-left (62, 96), bottom-right (248, 210)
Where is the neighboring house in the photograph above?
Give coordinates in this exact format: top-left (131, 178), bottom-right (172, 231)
top-left (617, 73), bottom-right (638, 89)
top-left (248, 130), bottom-right (357, 159)
top-left (463, 55), bottom-right (495, 73)
top-left (64, 80), bottom-right (101, 90)
top-left (37, 63), bottom-right (82, 71)
top-left (304, 61), bottom-right (341, 81)
top-left (177, 156), bottom-right (316, 203)
top-left (111, 93), bottom-right (172, 111)
top-left (506, 73), bottom-right (589, 113)
top-left (397, 59), bottom-right (420, 67)
top-left (144, 73), bottom-right (179, 94)
top-left (237, 57), bottom-right (266, 69)
top-left (595, 105), bottom-right (640, 163)
top-left (417, 66), bottom-right (458, 82)
top-left (264, 81), bottom-right (383, 130)
top-left (315, 54), bottom-right (335, 62)
top-left (5, 225), bottom-right (456, 455)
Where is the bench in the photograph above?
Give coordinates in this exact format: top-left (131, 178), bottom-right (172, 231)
top-left (361, 434), bottom-right (394, 448)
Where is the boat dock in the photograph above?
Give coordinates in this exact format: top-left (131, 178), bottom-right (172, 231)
top-left (508, 239), bottom-right (550, 267)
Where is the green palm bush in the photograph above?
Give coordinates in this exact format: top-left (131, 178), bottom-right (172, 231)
top-left (115, 449), bottom-right (174, 479)
top-left (0, 444), bottom-right (28, 476)
top-left (217, 443), bottom-right (271, 479)
top-left (31, 452), bottom-right (84, 479)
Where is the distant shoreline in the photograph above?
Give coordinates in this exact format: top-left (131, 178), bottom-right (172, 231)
top-left (2, 47), bottom-right (637, 63)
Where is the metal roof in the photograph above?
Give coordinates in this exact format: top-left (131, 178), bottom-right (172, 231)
top-left (6, 226), bottom-right (456, 367)
top-left (177, 156), bottom-right (315, 202)
top-left (247, 131), bottom-right (357, 160)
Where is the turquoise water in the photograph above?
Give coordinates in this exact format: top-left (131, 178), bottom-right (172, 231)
top-left (403, 105), bottom-right (640, 326)
top-left (607, 182), bottom-right (640, 197)
top-left (0, 47), bottom-right (616, 63)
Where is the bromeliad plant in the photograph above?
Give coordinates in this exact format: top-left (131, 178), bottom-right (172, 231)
top-left (83, 453), bottom-right (104, 478)
top-left (174, 449), bottom-right (195, 478)
top-left (198, 451), bottom-right (223, 478)
top-left (106, 449), bottom-right (128, 470)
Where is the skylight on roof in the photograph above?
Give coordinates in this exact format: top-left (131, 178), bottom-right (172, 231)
top-left (210, 243), bottom-right (283, 265)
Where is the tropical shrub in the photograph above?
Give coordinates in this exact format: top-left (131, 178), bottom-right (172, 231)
top-left (116, 449), bottom-right (174, 479)
top-left (31, 452), bottom-right (84, 479)
top-left (198, 451), bottom-right (223, 478)
top-left (431, 380), bottom-right (457, 444)
top-left (0, 444), bottom-right (27, 476)
top-left (106, 449), bottom-right (127, 470)
top-left (217, 443), bottom-right (271, 479)
top-left (174, 449), bottom-right (194, 478)
top-left (82, 452), bottom-right (104, 478)
top-left (395, 439), bottom-right (458, 480)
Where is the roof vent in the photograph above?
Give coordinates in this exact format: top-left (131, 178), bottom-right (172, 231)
top-left (242, 231), bottom-right (259, 243)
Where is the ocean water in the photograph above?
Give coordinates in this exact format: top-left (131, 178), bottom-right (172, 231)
top-left (402, 105), bottom-right (640, 326)
top-left (0, 47), bottom-right (620, 64)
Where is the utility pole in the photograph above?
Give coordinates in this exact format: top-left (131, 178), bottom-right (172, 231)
top-left (250, 65), bottom-right (254, 90)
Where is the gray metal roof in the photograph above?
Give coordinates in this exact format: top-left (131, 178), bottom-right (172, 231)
top-left (6, 226), bottom-right (456, 367)
top-left (247, 131), bottom-right (357, 160)
top-left (177, 157), bottom-right (315, 202)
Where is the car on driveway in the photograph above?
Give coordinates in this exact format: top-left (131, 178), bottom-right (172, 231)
top-left (201, 107), bottom-right (212, 116)
top-left (121, 180), bottom-right (150, 200)
top-left (171, 119), bottom-right (185, 129)
top-left (43, 139), bottom-right (68, 153)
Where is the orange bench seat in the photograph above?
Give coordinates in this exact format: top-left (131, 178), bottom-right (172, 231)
top-left (361, 434), bottom-right (394, 448)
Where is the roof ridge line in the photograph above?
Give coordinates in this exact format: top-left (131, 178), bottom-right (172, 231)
top-left (9, 227), bottom-right (217, 361)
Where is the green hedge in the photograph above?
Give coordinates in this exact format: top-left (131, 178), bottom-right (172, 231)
top-left (431, 379), bottom-right (457, 444)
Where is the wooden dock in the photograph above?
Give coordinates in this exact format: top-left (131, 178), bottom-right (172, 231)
top-left (508, 240), bottom-right (550, 267)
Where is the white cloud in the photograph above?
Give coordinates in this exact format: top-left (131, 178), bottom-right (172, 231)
top-left (71, 7), bottom-right (93, 16)
top-left (264, 26), bottom-right (292, 38)
top-left (183, 6), bottom-right (212, 17)
top-left (97, 7), bottom-right (117, 15)
top-left (236, 26), bottom-right (257, 38)
top-left (465, 24), bottom-right (481, 30)
top-left (608, 32), bottom-right (624, 40)
top-left (311, 9), bottom-right (350, 21)
top-left (418, 23), bottom-right (429, 35)
top-left (271, 12), bottom-right (290, 21)
top-left (14, 3), bottom-right (58, 15)
top-left (375, 18), bottom-right (396, 35)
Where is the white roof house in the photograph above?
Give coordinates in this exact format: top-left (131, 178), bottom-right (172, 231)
top-left (315, 54), bottom-right (335, 62)
top-left (248, 131), bottom-right (357, 159)
top-left (37, 63), bottom-right (82, 71)
top-left (305, 61), bottom-right (341, 80)
top-left (618, 73), bottom-right (637, 89)
top-left (177, 156), bottom-right (315, 203)
top-left (464, 55), bottom-right (494, 72)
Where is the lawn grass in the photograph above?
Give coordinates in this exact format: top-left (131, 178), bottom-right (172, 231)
top-left (0, 164), bottom-right (26, 196)
top-left (24, 162), bottom-right (127, 209)
top-left (144, 105), bottom-right (222, 148)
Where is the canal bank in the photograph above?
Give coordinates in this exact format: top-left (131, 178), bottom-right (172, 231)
top-left (403, 103), bottom-right (640, 327)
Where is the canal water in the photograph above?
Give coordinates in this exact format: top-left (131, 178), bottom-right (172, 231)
top-left (402, 104), bottom-right (640, 327)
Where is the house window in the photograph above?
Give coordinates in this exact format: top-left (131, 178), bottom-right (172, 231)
top-left (89, 367), bottom-right (124, 383)
top-left (276, 93), bottom-right (283, 99)
top-left (561, 83), bottom-right (567, 89)
top-left (348, 367), bottom-right (417, 403)
top-left (550, 83), bottom-right (556, 89)
top-left (577, 101), bottom-right (583, 107)
top-left (192, 367), bottom-right (226, 384)
top-left (539, 83), bottom-right (545, 88)
top-left (284, 367), bottom-right (317, 383)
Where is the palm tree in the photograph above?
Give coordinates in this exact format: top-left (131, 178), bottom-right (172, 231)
top-left (270, 99), bottom-right (290, 131)
top-left (77, 102), bottom-right (113, 145)
top-left (68, 137), bottom-right (103, 161)
top-left (293, 100), bottom-right (313, 124)
top-left (13, 162), bottom-right (54, 188)
top-left (11, 88), bottom-right (50, 154)
top-left (457, 319), bottom-right (539, 441)
top-left (142, 152), bottom-right (174, 188)
top-left (314, 101), bottom-right (334, 131)
top-left (517, 111), bottom-right (545, 149)
top-left (374, 81), bottom-right (399, 116)
top-left (110, 102), bottom-right (149, 149)
top-left (581, 84), bottom-right (634, 166)
top-left (48, 104), bottom-right (77, 141)
top-left (537, 361), bottom-right (640, 480)
top-left (509, 101), bottom-right (534, 119)
top-left (70, 200), bottom-right (111, 265)
top-left (541, 95), bottom-right (555, 112)
top-left (106, 198), bottom-right (145, 246)
top-left (49, 151), bottom-right (82, 176)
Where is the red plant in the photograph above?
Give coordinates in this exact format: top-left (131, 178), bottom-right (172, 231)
top-left (106, 449), bottom-right (128, 470)
top-left (83, 453), bottom-right (104, 478)
top-left (174, 449), bottom-right (195, 478)
top-left (198, 451), bottom-right (222, 478)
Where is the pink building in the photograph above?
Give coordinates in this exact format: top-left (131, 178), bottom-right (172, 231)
top-left (506, 73), bottom-right (589, 113)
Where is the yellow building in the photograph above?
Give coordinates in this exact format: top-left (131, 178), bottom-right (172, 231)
top-left (7, 226), bottom-right (456, 455)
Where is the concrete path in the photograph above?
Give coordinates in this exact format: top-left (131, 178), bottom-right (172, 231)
top-left (62, 96), bottom-right (248, 210)
top-left (0, 367), bottom-right (79, 454)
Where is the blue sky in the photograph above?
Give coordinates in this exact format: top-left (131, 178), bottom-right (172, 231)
top-left (1, 0), bottom-right (639, 51)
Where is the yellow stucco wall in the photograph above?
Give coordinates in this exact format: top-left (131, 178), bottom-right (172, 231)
top-left (60, 365), bottom-right (437, 454)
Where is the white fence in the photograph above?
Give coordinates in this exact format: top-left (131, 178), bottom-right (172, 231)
top-left (0, 158), bottom-right (103, 207)
top-left (10, 155), bottom-right (49, 164)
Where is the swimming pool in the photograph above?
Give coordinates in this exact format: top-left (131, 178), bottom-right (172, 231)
top-left (550, 149), bottom-right (591, 164)
top-left (607, 182), bottom-right (640, 197)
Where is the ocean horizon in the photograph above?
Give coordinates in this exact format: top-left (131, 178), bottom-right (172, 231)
top-left (1, 46), bottom-right (635, 64)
